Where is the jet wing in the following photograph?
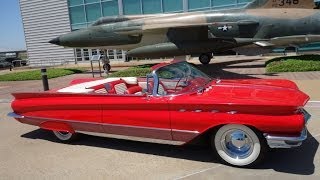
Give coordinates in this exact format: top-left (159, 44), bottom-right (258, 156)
top-left (255, 35), bottom-right (320, 47)
top-left (113, 22), bottom-right (212, 35)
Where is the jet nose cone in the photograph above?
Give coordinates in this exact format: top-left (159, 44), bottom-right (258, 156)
top-left (49, 37), bottom-right (60, 45)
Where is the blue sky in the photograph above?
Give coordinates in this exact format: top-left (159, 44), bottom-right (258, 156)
top-left (0, 0), bottom-right (26, 51)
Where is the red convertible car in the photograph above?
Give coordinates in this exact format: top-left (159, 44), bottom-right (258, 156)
top-left (8, 61), bottom-right (311, 167)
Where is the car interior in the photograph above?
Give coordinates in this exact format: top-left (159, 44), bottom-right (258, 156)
top-left (86, 77), bottom-right (168, 96)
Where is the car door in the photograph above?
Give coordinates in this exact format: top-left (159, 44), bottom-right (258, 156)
top-left (100, 94), bottom-right (172, 140)
top-left (169, 94), bottom-right (219, 143)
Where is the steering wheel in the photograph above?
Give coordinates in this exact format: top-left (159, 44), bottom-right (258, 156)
top-left (174, 76), bottom-right (190, 92)
top-left (174, 77), bottom-right (183, 92)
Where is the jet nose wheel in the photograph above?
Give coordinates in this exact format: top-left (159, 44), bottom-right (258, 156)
top-left (199, 53), bottom-right (212, 65)
top-left (103, 64), bottom-right (111, 72)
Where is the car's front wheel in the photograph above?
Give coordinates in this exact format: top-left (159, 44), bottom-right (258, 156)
top-left (212, 124), bottom-right (266, 167)
top-left (52, 131), bottom-right (78, 142)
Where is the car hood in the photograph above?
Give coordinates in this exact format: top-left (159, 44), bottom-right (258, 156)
top-left (207, 79), bottom-right (309, 107)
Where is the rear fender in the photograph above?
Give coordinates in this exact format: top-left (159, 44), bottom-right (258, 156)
top-left (40, 121), bottom-right (75, 133)
top-left (69, 78), bottom-right (103, 85)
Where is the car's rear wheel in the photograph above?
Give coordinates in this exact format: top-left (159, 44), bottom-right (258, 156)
top-left (212, 124), bottom-right (266, 167)
top-left (52, 131), bottom-right (78, 142)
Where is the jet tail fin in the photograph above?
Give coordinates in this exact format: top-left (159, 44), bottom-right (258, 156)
top-left (245, 0), bottom-right (316, 9)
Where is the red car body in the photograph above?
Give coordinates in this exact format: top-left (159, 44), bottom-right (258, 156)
top-left (8, 61), bottom-right (311, 167)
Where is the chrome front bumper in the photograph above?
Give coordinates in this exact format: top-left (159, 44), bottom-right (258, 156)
top-left (264, 109), bottom-right (311, 148)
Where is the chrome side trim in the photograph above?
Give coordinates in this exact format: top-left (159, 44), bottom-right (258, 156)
top-left (211, 110), bottom-right (219, 113)
top-left (302, 109), bottom-right (311, 124)
top-left (172, 129), bottom-right (200, 134)
top-left (264, 128), bottom-right (308, 148)
top-left (7, 112), bottom-right (24, 119)
top-left (77, 131), bottom-right (185, 145)
top-left (227, 111), bottom-right (237, 115)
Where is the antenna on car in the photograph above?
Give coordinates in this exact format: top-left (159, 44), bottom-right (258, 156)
top-left (216, 77), bottom-right (221, 84)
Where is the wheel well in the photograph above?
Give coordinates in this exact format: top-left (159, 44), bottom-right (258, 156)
top-left (188, 125), bottom-right (224, 146)
top-left (40, 121), bottom-right (74, 133)
top-left (188, 124), bottom-right (265, 146)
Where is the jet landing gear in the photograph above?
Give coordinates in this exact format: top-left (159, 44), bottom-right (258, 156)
top-left (199, 53), bottom-right (213, 65)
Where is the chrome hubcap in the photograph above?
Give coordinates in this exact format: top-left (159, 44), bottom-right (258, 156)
top-left (221, 129), bottom-right (254, 159)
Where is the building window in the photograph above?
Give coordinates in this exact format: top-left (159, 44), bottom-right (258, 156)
top-left (85, 0), bottom-right (99, 3)
top-left (238, 0), bottom-right (252, 4)
top-left (71, 23), bottom-right (87, 30)
top-left (123, 0), bottom-right (142, 15)
top-left (69, 6), bottom-right (86, 24)
top-left (68, 0), bottom-right (84, 6)
top-left (142, 0), bottom-right (161, 14)
top-left (188, 0), bottom-right (210, 10)
top-left (163, 0), bottom-right (183, 12)
top-left (102, 0), bottom-right (119, 16)
top-left (86, 3), bottom-right (102, 22)
top-left (212, 0), bottom-right (236, 8)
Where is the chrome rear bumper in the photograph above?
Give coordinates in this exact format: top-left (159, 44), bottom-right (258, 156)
top-left (265, 128), bottom-right (307, 148)
top-left (7, 112), bottom-right (24, 119)
top-left (264, 109), bottom-right (311, 148)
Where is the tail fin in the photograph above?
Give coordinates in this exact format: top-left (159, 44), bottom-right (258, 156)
top-left (246, 0), bottom-right (316, 9)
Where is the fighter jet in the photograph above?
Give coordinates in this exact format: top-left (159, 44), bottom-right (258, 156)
top-left (49, 0), bottom-right (320, 64)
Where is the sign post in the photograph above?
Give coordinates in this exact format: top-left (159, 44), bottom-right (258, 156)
top-left (41, 68), bottom-right (49, 91)
top-left (90, 55), bottom-right (102, 78)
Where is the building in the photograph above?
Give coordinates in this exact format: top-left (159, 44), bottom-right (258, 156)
top-left (20, 0), bottom-right (254, 66)
top-left (0, 50), bottom-right (27, 60)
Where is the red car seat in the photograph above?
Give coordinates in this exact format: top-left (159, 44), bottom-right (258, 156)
top-left (105, 80), bottom-right (128, 94)
top-left (125, 86), bottom-right (143, 95)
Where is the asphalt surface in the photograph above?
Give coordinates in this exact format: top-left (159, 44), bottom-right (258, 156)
top-left (0, 57), bottom-right (319, 179)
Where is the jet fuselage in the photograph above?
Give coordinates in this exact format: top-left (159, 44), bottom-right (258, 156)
top-left (50, 8), bottom-right (320, 57)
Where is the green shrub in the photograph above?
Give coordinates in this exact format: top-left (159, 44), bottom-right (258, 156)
top-left (109, 67), bottom-right (152, 77)
top-left (266, 55), bottom-right (320, 73)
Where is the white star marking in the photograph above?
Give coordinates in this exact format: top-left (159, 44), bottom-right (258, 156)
top-left (218, 25), bottom-right (232, 32)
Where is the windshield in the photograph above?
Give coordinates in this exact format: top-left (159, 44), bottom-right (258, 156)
top-left (154, 62), bottom-right (211, 95)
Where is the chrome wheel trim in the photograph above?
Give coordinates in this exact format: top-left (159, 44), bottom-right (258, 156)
top-left (53, 131), bottom-right (73, 141)
top-left (214, 124), bottom-right (261, 167)
top-left (220, 129), bottom-right (254, 160)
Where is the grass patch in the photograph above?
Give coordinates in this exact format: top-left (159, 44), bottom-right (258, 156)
top-left (0, 68), bottom-right (85, 81)
top-left (266, 55), bottom-right (320, 73)
top-left (108, 64), bottom-right (155, 77)
top-left (109, 67), bottom-right (152, 77)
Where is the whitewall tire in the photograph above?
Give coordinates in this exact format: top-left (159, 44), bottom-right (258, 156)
top-left (53, 131), bottom-right (77, 142)
top-left (212, 124), bottom-right (266, 167)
